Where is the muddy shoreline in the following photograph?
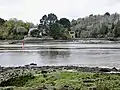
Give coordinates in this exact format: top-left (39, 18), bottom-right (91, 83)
top-left (1, 38), bottom-right (120, 45)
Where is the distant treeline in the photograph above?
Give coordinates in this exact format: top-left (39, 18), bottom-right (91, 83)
top-left (71, 12), bottom-right (120, 39)
top-left (1, 12), bottom-right (120, 40)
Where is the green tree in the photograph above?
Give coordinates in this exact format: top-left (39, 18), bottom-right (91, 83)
top-left (0, 18), bottom-right (6, 25)
top-left (24, 22), bottom-right (34, 30)
top-left (114, 22), bottom-right (120, 37)
top-left (104, 12), bottom-right (110, 16)
top-left (4, 19), bottom-right (15, 34)
top-left (48, 13), bottom-right (58, 25)
top-left (49, 23), bottom-right (64, 39)
top-left (30, 29), bottom-right (40, 37)
top-left (40, 15), bottom-right (48, 25)
top-left (59, 18), bottom-right (70, 28)
top-left (1, 18), bottom-right (33, 40)
top-left (39, 13), bottom-right (58, 35)
top-left (40, 13), bottom-right (58, 26)
top-left (99, 24), bottom-right (108, 37)
top-left (16, 27), bottom-right (28, 34)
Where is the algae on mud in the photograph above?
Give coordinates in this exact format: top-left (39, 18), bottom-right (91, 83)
top-left (1, 71), bottom-right (120, 90)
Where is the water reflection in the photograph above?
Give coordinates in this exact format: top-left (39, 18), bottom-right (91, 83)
top-left (37, 50), bottom-right (71, 65)
top-left (39, 50), bottom-right (70, 59)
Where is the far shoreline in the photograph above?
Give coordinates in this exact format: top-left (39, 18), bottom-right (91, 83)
top-left (1, 38), bottom-right (120, 44)
top-left (0, 65), bottom-right (120, 73)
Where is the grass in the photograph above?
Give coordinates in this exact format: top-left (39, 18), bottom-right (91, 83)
top-left (1, 71), bottom-right (120, 90)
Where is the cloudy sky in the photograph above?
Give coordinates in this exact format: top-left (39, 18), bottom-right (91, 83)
top-left (0, 0), bottom-right (120, 24)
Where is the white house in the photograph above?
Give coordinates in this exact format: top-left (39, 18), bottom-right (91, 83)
top-left (68, 31), bottom-right (75, 39)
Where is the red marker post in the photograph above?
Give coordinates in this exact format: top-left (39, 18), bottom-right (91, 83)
top-left (22, 40), bottom-right (24, 49)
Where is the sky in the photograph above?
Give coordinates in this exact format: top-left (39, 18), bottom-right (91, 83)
top-left (0, 0), bottom-right (120, 24)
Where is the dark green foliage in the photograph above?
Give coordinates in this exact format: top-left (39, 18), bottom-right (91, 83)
top-left (30, 29), bottom-right (40, 37)
top-left (111, 23), bottom-right (115, 29)
top-left (59, 18), bottom-right (70, 28)
top-left (99, 24), bottom-right (108, 37)
top-left (89, 14), bottom-right (93, 17)
top-left (40, 15), bottom-right (48, 25)
top-left (48, 13), bottom-right (58, 25)
top-left (39, 13), bottom-right (58, 26)
top-left (0, 74), bottom-right (35, 87)
top-left (39, 13), bottom-right (58, 36)
top-left (104, 12), bottom-right (110, 16)
top-left (0, 18), bottom-right (6, 25)
top-left (49, 23), bottom-right (64, 39)
top-left (39, 13), bottom-right (69, 39)
top-left (114, 22), bottom-right (120, 37)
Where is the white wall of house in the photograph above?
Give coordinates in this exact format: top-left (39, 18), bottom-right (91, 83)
top-left (69, 31), bottom-right (75, 38)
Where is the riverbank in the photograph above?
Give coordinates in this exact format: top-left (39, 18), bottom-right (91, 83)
top-left (1, 38), bottom-right (120, 45)
top-left (0, 65), bottom-right (120, 90)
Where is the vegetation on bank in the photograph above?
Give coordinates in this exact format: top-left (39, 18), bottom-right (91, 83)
top-left (0, 18), bottom-right (35, 40)
top-left (0, 13), bottom-right (71, 40)
top-left (1, 71), bottom-right (120, 90)
top-left (71, 12), bottom-right (120, 39)
top-left (1, 12), bottom-right (120, 40)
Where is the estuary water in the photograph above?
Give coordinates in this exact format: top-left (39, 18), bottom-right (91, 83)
top-left (0, 41), bottom-right (120, 68)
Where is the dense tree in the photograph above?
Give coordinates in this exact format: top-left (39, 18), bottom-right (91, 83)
top-left (114, 22), bottom-right (120, 37)
top-left (16, 27), bottom-right (27, 34)
top-left (49, 23), bottom-right (65, 39)
top-left (99, 24), bottom-right (108, 37)
top-left (0, 18), bottom-right (33, 40)
top-left (40, 15), bottom-right (48, 25)
top-left (104, 12), bottom-right (110, 16)
top-left (40, 13), bottom-right (58, 26)
top-left (39, 13), bottom-right (58, 35)
top-left (0, 18), bottom-right (6, 25)
top-left (30, 29), bottom-right (40, 37)
top-left (89, 14), bottom-right (93, 17)
top-left (71, 19), bottom-right (77, 26)
top-left (70, 13), bottom-right (120, 39)
top-left (59, 18), bottom-right (70, 28)
top-left (48, 13), bottom-right (58, 25)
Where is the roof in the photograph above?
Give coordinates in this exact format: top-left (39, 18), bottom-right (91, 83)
top-left (28, 28), bottom-right (39, 33)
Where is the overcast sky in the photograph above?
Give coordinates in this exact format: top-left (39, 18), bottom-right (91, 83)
top-left (0, 0), bottom-right (120, 24)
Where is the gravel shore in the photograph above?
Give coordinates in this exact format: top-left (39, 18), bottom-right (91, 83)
top-left (0, 65), bottom-right (120, 84)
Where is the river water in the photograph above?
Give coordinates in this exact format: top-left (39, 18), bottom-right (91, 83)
top-left (0, 41), bottom-right (120, 68)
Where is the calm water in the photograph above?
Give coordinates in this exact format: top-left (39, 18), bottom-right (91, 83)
top-left (0, 41), bottom-right (120, 68)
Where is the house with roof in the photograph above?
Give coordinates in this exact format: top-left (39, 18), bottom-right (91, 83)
top-left (28, 28), bottom-right (42, 37)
